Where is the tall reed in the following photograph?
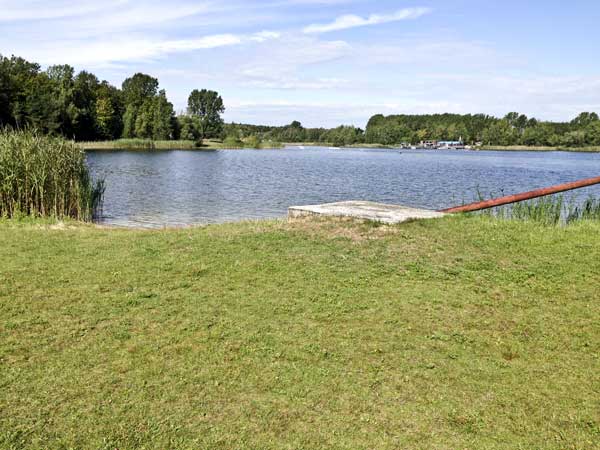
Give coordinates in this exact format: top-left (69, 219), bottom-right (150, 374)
top-left (0, 129), bottom-right (104, 221)
top-left (81, 139), bottom-right (198, 150)
top-left (475, 193), bottom-right (600, 225)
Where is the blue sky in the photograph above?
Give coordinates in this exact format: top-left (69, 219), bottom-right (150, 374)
top-left (1, 0), bottom-right (599, 127)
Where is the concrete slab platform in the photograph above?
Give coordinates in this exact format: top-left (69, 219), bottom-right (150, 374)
top-left (288, 201), bottom-right (446, 224)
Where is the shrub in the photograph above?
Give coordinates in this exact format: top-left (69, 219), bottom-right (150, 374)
top-left (245, 135), bottom-right (262, 149)
top-left (222, 135), bottom-right (243, 149)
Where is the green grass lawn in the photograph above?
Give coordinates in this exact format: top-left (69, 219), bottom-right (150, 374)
top-left (1, 216), bottom-right (599, 449)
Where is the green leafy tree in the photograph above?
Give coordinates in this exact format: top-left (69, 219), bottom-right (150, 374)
top-left (121, 73), bottom-right (159, 139)
top-left (187, 89), bottom-right (225, 139)
top-left (95, 81), bottom-right (123, 139)
top-left (178, 115), bottom-right (202, 141)
top-left (586, 121), bottom-right (600, 146)
top-left (571, 112), bottom-right (599, 129)
top-left (151, 90), bottom-right (176, 140)
top-left (46, 64), bottom-right (76, 136)
top-left (96, 97), bottom-right (115, 139)
top-left (122, 73), bottom-right (159, 107)
top-left (122, 105), bottom-right (137, 138)
top-left (482, 120), bottom-right (518, 146)
top-left (134, 99), bottom-right (154, 139)
top-left (71, 71), bottom-right (99, 140)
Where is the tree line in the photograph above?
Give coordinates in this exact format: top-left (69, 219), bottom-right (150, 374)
top-left (224, 121), bottom-right (364, 147)
top-left (0, 54), bottom-right (225, 142)
top-left (2, 54), bottom-right (600, 148)
top-left (228, 113), bottom-right (600, 148)
top-left (364, 112), bottom-right (600, 147)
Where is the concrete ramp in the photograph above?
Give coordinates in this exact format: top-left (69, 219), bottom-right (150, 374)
top-left (288, 201), bottom-right (446, 224)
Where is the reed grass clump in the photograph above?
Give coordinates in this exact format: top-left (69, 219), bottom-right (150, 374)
top-left (0, 129), bottom-right (104, 221)
top-left (80, 139), bottom-right (199, 150)
top-left (477, 194), bottom-right (600, 225)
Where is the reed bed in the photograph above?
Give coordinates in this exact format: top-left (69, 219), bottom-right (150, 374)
top-left (477, 194), bottom-right (600, 225)
top-left (80, 139), bottom-right (199, 151)
top-left (0, 129), bottom-right (104, 221)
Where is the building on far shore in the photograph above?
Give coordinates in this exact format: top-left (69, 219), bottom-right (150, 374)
top-left (437, 140), bottom-right (465, 150)
top-left (421, 140), bottom-right (438, 149)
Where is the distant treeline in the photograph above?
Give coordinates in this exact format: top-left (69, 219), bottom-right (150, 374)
top-left (2, 54), bottom-right (600, 148)
top-left (0, 54), bottom-right (224, 142)
top-left (226, 112), bottom-right (600, 148)
top-left (224, 121), bottom-right (363, 147)
top-left (364, 113), bottom-right (600, 147)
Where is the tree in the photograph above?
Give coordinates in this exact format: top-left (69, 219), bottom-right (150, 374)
top-left (571, 112), bottom-right (599, 129)
top-left (521, 123), bottom-right (552, 146)
top-left (72, 71), bottom-right (99, 140)
top-left (95, 81), bottom-right (123, 139)
top-left (151, 90), bottom-right (175, 140)
top-left (187, 89), bottom-right (225, 139)
top-left (122, 73), bottom-right (159, 107)
top-left (561, 130), bottom-right (586, 147)
top-left (134, 99), bottom-right (154, 139)
top-left (178, 115), bottom-right (202, 141)
top-left (122, 105), bottom-right (137, 138)
top-left (46, 64), bottom-right (76, 136)
top-left (586, 121), bottom-right (600, 146)
top-left (482, 120), bottom-right (518, 146)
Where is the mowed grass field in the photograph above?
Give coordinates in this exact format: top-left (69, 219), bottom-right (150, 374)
top-left (1, 216), bottom-right (599, 449)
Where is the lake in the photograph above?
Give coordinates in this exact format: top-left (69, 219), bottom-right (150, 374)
top-left (86, 147), bottom-right (600, 228)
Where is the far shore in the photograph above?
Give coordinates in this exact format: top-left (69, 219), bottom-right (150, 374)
top-left (287, 142), bottom-right (600, 152)
top-left (79, 140), bottom-right (600, 153)
top-left (80, 139), bottom-right (284, 151)
top-left (478, 145), bottom-right (600, 152)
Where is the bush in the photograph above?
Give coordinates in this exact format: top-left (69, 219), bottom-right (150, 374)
top-left (222, 135), bottom-right (243, 149)
top-left (245, 135), bottom-right (262, 149)
top-left (0, 129), bottom-right (104, 221)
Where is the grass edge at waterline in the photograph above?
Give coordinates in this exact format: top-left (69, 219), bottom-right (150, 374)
top-left (471, 194), bottom-right (600, 226)
top-left (80, 138), bottom-right (285, 151)
top-left (0, 129), bottom-right (104, 221)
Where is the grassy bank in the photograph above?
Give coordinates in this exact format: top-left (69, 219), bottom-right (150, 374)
top-left (479, 145), bottom-right (600, 152)
top-left (81, 139), bottom-right (284, 151)
top-left (1, 215), bottom-right (599, 449)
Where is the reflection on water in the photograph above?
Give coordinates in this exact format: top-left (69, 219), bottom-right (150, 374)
top-left (86, 146), bottom-right (600, 228)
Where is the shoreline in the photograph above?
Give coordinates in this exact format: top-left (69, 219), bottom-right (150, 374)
top-left (291, 143), bottom-right (600, 153)
top-left (80, 140), bottom-right (600, 153)
top-left (478, 145), bottom-right (600, 153)
top-left (80, 139), bottom-right (284, 151)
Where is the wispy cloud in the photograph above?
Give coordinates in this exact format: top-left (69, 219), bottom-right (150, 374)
top-left (0, 0), bottom-right (123, 21)
top-left (303, 7), bottom-right (431, 34)
top-left (12, 31), bottom-right (281, 66)
top-left (249, 31), bottom-right (282, 42)
top-left (0, 0), bottom-right (212, 24)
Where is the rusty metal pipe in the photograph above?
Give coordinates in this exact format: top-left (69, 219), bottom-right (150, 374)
top-left (440, 176), bottom-right (600, 214)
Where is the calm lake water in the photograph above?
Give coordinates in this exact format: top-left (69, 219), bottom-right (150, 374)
top-left (86, 146), bottom-right (600, 228)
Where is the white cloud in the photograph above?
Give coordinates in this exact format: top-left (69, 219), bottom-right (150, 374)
top-left (303, 7), bottom-right (431, 34)
top-left (0, 0), bottom-right (123, 21)
top-left (0, 0), bottom-right (212, 26)
top-left (249, 31), bottom-right (282, 42)
top-left (240, 71), bottom-right (349, 90)
top-left (8, 31), bottom-right (281, 67)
